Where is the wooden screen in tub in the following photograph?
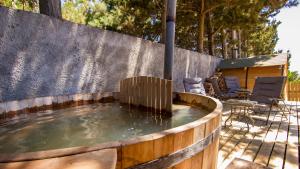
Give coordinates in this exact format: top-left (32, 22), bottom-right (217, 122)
top-left (120, 76), bottom-right (172, 114)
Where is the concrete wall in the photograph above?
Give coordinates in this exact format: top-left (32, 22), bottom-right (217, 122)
top-left (0, 7), bottom-right (221, 102)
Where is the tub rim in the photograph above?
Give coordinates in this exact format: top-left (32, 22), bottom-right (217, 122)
top-left (0, 92), bottom-right (222, 163)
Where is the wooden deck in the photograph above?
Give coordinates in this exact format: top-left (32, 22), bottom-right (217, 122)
top-left (218, 101), bottom-right (300, 169)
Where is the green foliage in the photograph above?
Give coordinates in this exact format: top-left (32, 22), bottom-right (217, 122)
top-left (246, 20), bottom-right (280, 55)
top-left (62, 0), bottom-right (123, 30)
top-left (286, 51), bottom-right (300, 82)
top-left (61, 0), bottom-right (88, 24)
top-left (288, 71), bottom-right (300, 82)
top-left (1, 0), bottom-right (298, 57)
top-left (61, 0), bottom-right (163, 40)
top-left (175, 0), bottom-right (199, 50)
top-left (0, 0), bottom-right (38, 11)
top-left (211, 0), bottom-right (297, 57)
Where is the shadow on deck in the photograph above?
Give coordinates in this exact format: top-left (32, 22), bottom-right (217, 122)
top-left (218, 101), bottom-right (300, 169)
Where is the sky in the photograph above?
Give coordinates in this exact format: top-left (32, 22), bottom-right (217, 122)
top-left (275, 6), bottom-right (300, 72)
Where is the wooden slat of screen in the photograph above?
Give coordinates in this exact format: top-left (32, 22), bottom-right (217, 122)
top-left (119, 76), bottom-right (172, 113)
top-left (161, 80), bottom-right (166, 111)
top-left (166, 80), bottom-right (172, 113)
top-left (156, 78), bottom-right (161, 111)
top-left (287, 82), bottom-right (300, 101)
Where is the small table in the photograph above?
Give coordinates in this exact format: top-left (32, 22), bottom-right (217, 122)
top-left (235, 88), bottom-right (251, 99)
top-left (224, 99), bottom-right (257, 131)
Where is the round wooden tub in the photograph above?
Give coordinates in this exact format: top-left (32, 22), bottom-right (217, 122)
top-left (0, 92), bottom-right (222, 169)
top-left (118, 92), bottom-right (222, 169)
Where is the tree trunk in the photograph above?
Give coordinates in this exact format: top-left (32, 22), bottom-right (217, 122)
top-left (221, 29), bottom-right (228, 59)
top-left (197, 0), bottom-right (205, 53)
top-left (198, 14), bottom-right (205, 53)
top-left (237, 29), bottom-right (242, 58)
top-left (164, 0), bottom-right (177, 80)
top-left (244, 39), bottom-right (249, 58)
top-left (231, 29), bottom-right (238, 59)
top-left (206, 12), bottom-right (214, 56)
top-left (161, 0), bottom-right (167, 43)
top-left (39, 0), bottom-right (62, 19)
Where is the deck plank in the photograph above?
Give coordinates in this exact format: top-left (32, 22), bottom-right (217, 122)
top-left (254, 113), bottom-right (283, 166)
top-left (239, 112), bottom-right (277, 162)
top-left (219, 103), bottom-right (300, 169)
top-left (284, 144), bottom-right (298, 169)
top-left (218, 130), bottom-right (247, 166)
top-left (284, 105), bottom-right (299, 169)
top-left (219, 128), bottom-right (238, 150)
top-left (219, 110), bottom-right (245, 150)
top-left (267, 118), bottom-right (288, 169)
top-left (218, 131), bottom-right (254, 169)
top-left (298, 102), bottom-right (300, 167)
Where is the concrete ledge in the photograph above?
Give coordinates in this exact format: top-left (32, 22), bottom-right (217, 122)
top-left (0, 92), bottom-right (116, 120)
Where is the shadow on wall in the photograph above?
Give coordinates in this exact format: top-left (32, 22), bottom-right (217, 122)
top-left (0, 6), bottom-right (221, 102)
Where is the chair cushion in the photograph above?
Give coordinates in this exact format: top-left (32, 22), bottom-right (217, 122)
top-left (250, 76), bottom-right (286, 104)
top-left (225, 76), bottom-right (241, 93)
top-left (183, 78), bottom-right (206, 95)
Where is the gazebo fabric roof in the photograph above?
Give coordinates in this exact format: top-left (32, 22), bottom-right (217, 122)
top-left (218, 53), bottom-right (288, 69)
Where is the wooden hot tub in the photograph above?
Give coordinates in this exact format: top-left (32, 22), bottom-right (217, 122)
top-left (0, 92), bottom-right (222, 169)
top-left (118, 92), bottom-right (222, 169)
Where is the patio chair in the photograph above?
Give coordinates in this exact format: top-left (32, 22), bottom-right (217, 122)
top-left (250, 76), bottom-right (289, 122)
top-left (203, 82), bottom-right (215, 97)
top-left (224, 76), bottom-right (241, 93)
top-left (227, 76), bottom-right (289, 125)
top-left (207, 77), bottom-right (238, 100)
top-left (225, 76), bottom-right (250, 99)
top-left (214, 72), bottom-right (229, 93)
top-left (183, 78), bottom-right (206, 95)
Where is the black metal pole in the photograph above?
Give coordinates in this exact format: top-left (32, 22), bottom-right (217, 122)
top-left (164, 0), bottom-right (177, 80)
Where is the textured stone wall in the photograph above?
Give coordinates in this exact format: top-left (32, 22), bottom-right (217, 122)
top-left (0, 7), bottom-right (221, 102)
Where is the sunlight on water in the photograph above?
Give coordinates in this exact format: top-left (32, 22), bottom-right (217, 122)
top-left (0, 102), bottom-right (208, 154)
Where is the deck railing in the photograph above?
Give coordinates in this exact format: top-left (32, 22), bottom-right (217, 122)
top-left (120, 76), bottom-right (172, 114)
top-left (287, 82), bottom-right (300, 101)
